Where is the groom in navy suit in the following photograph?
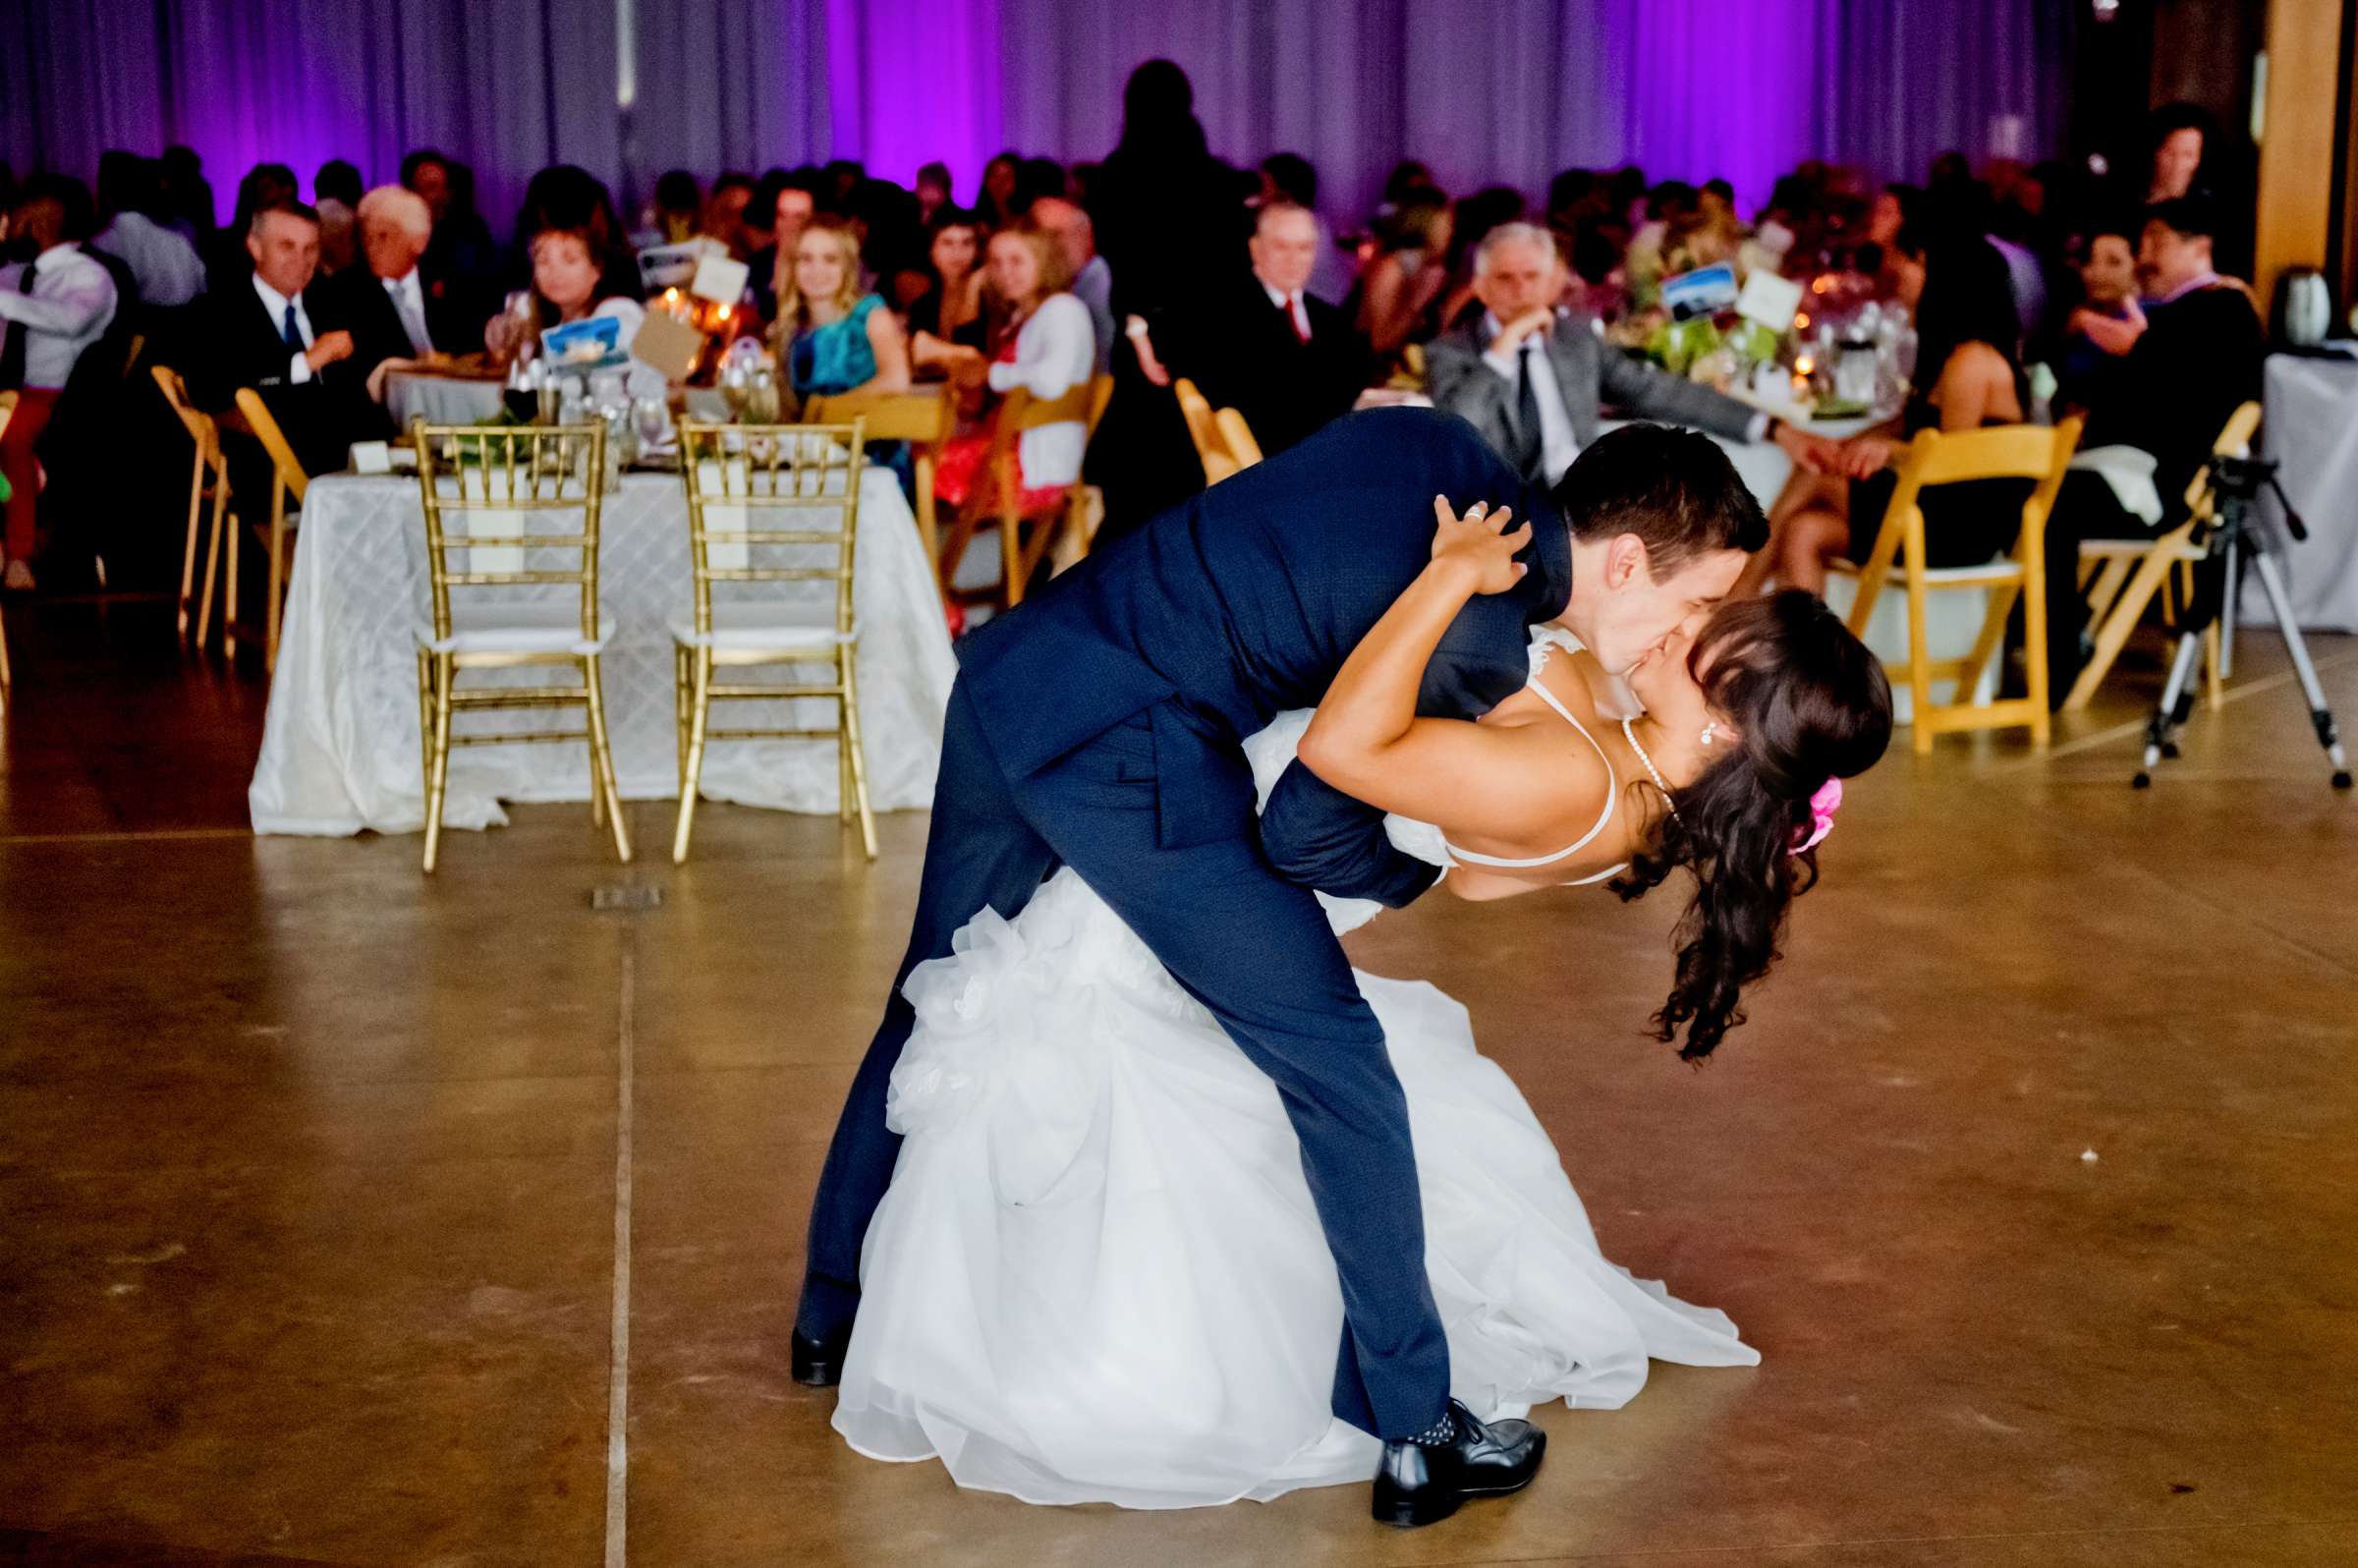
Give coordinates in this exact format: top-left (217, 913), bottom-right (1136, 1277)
top-left (797, 409), bottom-right (1768, 1525)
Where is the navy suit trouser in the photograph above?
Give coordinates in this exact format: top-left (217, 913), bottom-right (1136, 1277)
top-left (797, 678), bottom-right (1452, 1440)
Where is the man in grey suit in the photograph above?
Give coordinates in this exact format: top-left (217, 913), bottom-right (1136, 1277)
top-left (1426, 222), bottom-right (1841, 488)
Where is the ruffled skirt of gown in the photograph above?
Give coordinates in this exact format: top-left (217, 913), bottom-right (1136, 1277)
top-left (830, 855), bottom-right (1760, 1508)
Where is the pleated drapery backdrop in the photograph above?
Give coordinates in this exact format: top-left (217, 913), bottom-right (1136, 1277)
top-left (5, 0), bottom-right (2072, 230)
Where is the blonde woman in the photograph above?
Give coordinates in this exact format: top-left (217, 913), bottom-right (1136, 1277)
top-left (933, 224), bottom-right (1094, 514)
top-left (772, 219), bottom-right (910, 401)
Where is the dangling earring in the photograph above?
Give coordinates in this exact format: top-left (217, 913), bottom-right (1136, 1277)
top-left (1699, 723), bottom-right (1717, 747)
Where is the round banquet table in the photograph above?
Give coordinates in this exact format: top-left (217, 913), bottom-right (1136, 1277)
top-left (248, 467), bottom-right (955, 837)
top-left (383, 366), bottom-right (507, 428)
top-left (2245, 352), bottom-right (2358, 633)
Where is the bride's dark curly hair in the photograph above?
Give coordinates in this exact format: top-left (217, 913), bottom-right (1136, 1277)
top-left (1610, 590), bottom-right (1892, 1060)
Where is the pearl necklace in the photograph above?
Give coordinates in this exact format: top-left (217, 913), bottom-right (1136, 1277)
top-left (1620, 717), bottom-right (1683, 825)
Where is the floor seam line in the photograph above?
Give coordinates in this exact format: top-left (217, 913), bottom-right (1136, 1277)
top-left (603, 934), bottom-right (637, 1568)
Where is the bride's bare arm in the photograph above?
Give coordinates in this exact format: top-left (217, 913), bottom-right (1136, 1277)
top-left (1298, 498), bottom-right (1606, 849)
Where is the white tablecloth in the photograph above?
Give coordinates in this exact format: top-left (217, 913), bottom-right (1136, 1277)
top-left (384, 370), bottom-right (505, 428)
top-left (249, 470), bottom-right (955, 836)
top-left (2248, 353), bottom-right (2358, 633)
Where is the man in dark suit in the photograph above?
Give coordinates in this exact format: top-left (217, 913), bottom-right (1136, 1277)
top-left (1158, 199), bottom-right (1370, 457)
top-left (792, 412), bottom-right (1768, 1524)
top-left (338, 184), bottom-right (480, 383)
top-left (1426, 222), bottom-right (1842, 488)
top-left (188, 200), bottom-right (386, 489)
top-left (2044, 196), bottom-right (2265, 695)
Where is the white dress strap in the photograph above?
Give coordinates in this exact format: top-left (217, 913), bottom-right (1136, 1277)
top-left (1443, 671), bottom-right (1623, 874)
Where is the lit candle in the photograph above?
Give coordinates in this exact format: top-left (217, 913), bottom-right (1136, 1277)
top-left (1795, 312), bottom-right (1811, 331)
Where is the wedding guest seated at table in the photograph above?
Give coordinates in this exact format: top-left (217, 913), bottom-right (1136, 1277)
top-left (487, 221), bottom-right (668, 402)
top-left (931, 224), bottom-right (1092, 517)
top-left (402, 149), bottom-right (499, 343)
top-left (644, 169), bottom-right (702, 247)
top-left (187, 199), bottom-right (385, 493)
top-left (1426, 222), bottom-right (1838, 493)
top-left (1350, 195), bottom-right (1451, 363)
top-left (313, 159), bottom-right (364, 276)
top-left (914, 162), bottom-right (953, 227)
top-left (693, 172), bottom-right (757, 262)
top-left (0, 174), bottom-right (120, 591)
top-left (206, 162), bottom-right (297, 294)
top-left (2053, 220), bottom-right (2143, 417)
top-left (346, 186), bottom-right (478, 369)
top-left (1026, 196), bottom-right (1114, 373)
top-left (1140, 200), bottom-right (1366, 458)
top-left (750, 172), bottom-right (821, 325)
top-left (512, 165), bottom-right (642, 307)
top-left (906, 206), bottom-right (987, 373)
top-left (770, 219), bottom-right (910, 405)
top-left (1737, 235), bottom-right (2030, 596)
top-left (2041, 196), bottom-right (2264, 695)
top-left (92, 152), bottom-right (203, 321)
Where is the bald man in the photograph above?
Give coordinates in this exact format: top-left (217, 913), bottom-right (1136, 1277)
top-left (1153, 200), bottom-right (1369, 459)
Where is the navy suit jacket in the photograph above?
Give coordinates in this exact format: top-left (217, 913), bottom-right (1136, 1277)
top-left (958, 407), bottom-right (1571, 907)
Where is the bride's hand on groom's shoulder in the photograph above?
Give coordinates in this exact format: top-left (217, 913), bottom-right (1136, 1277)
top-left (1430, 496), bottom-right (1533, 596)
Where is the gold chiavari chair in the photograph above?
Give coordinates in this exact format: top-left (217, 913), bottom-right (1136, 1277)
top-left (2062, 400), bottom-right (2262, 711)
top-left (0, 391), bottom-right (14, 710)
top-left (672, 420), bottom-right (874, 863)
top-left (411, 419), bottom-right (628, 873)
top-left (1830, 419), bottom-right (2083, 754)
top-left (805, 386), bottom-right (954, 603)
top-left (153, 365), bottom-right (236, 646)
top-left (229, 388), bottom-right (310, 671)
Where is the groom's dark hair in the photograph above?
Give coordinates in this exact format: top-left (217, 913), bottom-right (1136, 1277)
top-left (1549, 422), bottom-right (1768, 577)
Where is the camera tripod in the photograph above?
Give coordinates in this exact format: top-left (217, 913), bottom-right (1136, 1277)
top-left (2133, 456), bottom-right (2351, 790)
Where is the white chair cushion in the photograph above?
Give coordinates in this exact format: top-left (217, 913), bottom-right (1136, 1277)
top-left (414, 600), bottom-right (614, 655)
top-left (669, 602), bottom-right (857, 651)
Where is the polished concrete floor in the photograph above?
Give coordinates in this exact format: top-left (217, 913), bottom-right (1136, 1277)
top-left (2, 595), bottom-right (2355, 1567)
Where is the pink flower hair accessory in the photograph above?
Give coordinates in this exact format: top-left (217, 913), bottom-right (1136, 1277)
top-left (1789, 776), bottom-right (1842, 856)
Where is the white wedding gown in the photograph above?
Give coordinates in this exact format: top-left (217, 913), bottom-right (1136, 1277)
top-left (831, 632), bottom-right (1760, 1508)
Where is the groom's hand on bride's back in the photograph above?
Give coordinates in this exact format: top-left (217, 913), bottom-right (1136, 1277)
top-left (1429, 496), bottom-right (1533, 596)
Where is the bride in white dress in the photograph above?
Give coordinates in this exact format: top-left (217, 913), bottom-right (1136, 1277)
top-left (831, 508), bottom-right (1892, 1508)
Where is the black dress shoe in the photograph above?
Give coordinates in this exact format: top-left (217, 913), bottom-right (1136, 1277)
top-left (791, 1326), bottom-right (851, 1386)
top-left (1372, 1399), bottom-right (1546, 1528)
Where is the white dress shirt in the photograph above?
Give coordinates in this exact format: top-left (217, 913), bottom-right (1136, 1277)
top-left (93, 212), bottom-right (204, 308)
top-left (1480, 310), bottom-right (1581, 485)
top-left (383, 267), bottom-right (433, 356)
top-left (1261, 278), bottom-right (1313, 342)
top-left (985, 293), bottom-right (1095, 488)
top-left (253, 273), bottom-right (318, 385)
top-left (0, 244), bottom-right (120, 391)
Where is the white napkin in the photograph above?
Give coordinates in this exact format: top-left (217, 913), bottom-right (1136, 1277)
top-left (2067, 445), bottom-right (2163, 528)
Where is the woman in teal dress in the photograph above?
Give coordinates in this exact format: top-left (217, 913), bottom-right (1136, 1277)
top-left (771, 220), bottom-right (911, 402)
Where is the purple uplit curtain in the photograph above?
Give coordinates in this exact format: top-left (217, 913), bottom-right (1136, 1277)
top-left (3, 0), bottom-right (616, 230)
top-left (628, 0), bottom-right (831, 181)
top-left (7, 0), bottom-right (2068, 237)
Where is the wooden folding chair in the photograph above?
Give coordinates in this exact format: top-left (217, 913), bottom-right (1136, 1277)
top-left (229, 389), bottom-right (310, 672)
top-left (1174, 377), bottom-right (1242, 485)
top-left (937, 373), bottom-right (1114, 611)
top-left (806, 385), bottom-right (954, 605)
top-left (2062, 401), bottom-right (2262, 711)
top-left (1214, 406), bottom-right (1264, 472)
top-left (153, 365), bottom-right (237, 647)
top-left (1831, 419), bottom-right (2083, 754)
